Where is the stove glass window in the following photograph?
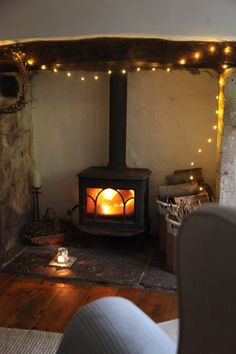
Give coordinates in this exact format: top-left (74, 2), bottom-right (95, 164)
top-left (86, 188), bottom-right (135, 220)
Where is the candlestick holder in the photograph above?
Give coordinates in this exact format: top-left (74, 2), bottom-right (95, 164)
top-left (32, 187), bottom-right (42, 222)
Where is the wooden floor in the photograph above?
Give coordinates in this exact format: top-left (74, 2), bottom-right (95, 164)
top-left (0, 274), bottom-right (178, 333)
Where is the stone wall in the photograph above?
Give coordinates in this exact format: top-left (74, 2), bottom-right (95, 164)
top-left (218, 68), bottom-right (236, 206)
top-left (0, 81), bottom-right (33, 250)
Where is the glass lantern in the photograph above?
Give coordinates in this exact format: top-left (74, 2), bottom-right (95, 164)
top-left (57, 247), bottom-right (69, 264)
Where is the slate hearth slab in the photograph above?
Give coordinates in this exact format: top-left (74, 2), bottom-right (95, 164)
top-left (2, 245), bottom-right (150, 288)
top-left (140, 251), bottom-right (177, 291)
top-left (2, 245), bottom-right (177, 291)
top-left (69, 248), bottom-right (150, 286)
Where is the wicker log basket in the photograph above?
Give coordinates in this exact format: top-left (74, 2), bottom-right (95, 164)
top-left (156, 199), bottom-right (178, 254)
top-left (23, 208), bottom-right (65, 245)
top-left (165, 215), bottom-right (181, 273)
top-left (157, 167), bottom-right (211, 273)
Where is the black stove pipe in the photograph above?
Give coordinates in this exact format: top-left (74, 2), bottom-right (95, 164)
top-left (108, 72), bottom-right (127, 170)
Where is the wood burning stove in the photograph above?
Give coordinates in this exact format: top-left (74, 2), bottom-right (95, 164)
top-left (77, 73), bottom-right (151, 237)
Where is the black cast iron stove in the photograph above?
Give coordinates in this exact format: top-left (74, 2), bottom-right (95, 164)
top-left (77, 72), bottom-right (151, 237)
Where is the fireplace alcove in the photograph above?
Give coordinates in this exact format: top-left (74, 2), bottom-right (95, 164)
top-left (0, 37), bottom-right (234, 249)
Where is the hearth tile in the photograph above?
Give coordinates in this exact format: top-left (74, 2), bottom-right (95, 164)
top-left (140, 251), bottom-right (177, 291)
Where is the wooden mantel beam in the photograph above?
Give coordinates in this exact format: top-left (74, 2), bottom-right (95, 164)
top-left (0, 37), bottom-right (236, 72)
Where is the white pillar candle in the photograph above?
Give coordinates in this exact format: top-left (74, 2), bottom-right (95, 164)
top-left (31, 169), bottom-right (42, 188)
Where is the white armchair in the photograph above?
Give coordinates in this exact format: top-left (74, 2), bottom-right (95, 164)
top-left (57, 205), bottom-right (236, 354)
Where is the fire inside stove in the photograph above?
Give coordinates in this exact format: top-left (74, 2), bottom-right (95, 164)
top-left (86, 188), bottom-right (135, 219)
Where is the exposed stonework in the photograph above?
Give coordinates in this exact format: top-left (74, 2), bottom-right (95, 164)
top-left (218, 69), bottom-right (236, 206)
top-left (0, 77), bottom-right (33, 250)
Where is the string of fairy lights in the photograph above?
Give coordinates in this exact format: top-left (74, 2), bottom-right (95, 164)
top-left (25, 43), bottom-right (234, 77)
top-left (25, 43), bottom-right (227, 188)
top-left (187, 79), bottom-right (222, 189)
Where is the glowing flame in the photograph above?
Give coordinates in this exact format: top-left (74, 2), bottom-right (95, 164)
top-left (102, 204), bottom-right (110, 214)
top-left (103, 188), bottom-right (117, 200)
top-left (86, 188), bottom-right (135, 217)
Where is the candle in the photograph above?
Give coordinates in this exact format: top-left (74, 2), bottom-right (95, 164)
top-left (31, 169), bottom-right (42, 188)
top-left (57, 247), bottom-right (69, 264)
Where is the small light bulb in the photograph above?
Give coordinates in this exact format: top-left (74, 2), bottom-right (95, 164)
top-left (213, 125), bottom-right (217, 130)
top-left (194, 52), bottom-right (201, 59)
top-left (198, 148), bottom-right (202, 153)
top-left (209, 45), bottom-right (216, 53)
top-left (27, 58), bottom-right (34, 66)
top-left (81, 77), bottom-right (85, 81)
top-left (166, 67), bottom-right (171, 72)
top-left (216, 95), bottom-right (219, 99)
top-left (94, 75), bottom-right (99, 80)
top-left (152, 67), bottom-right (156, 71)
top-left (191, 162), bottom-right (194, 166)
top-left (224, 46), bottom-right (232, 54)
top-left (208, 138), bottom-right (212, 143)
top-left (122, 69), bottom-right (126, 74)
top-left (179, 58), bottom-right (186, 65)
top-left (108, 70), bottom-right (112, 74)
top-left (53, 68), bottom-right (58, 73)
top-left (67, 72), bottom-right (71, 77)
top-left (199, 186), bottom-right (203, 191)
top-left (216, 110), bottom-right (219, 114)
top-left (222, 64), bottom-right (228, 69)
top-left (41, 65), bottom-right (47, 70)
top-left (136, 67), bottom-right (141, 72)
top-left (190, 175), bottom-right (194, 180)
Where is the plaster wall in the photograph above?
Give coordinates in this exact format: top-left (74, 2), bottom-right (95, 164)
top-left (127, 70), bottom-right (218, 225)
top-left (31, 70), bottom-right (218, 230)
top-left (31, 72), bottom-right (109, 218)
top-left (0, 0), bottom-right (236, 42)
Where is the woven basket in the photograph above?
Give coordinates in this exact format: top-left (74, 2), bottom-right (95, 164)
top-left (25, 208), bottom-right (65, 245)
top-left (156, 199), bottom-right (169, 253)
top-left (165, 215), bottom-right (181, 273)
top-left (156, 199), bottom-right (178, 254)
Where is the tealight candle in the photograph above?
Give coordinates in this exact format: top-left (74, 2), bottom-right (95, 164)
top-left (57, 247), bottom-right (69, 264)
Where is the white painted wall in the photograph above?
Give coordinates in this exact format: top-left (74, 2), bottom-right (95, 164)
top-left (31, 69), bottom-right (218, 230)
top-left (1, 0), bottom-right (236, 42)
top-left (31, 72), bottom-right (109, 217)
top-left (127, 70), bottom-right (218, 225)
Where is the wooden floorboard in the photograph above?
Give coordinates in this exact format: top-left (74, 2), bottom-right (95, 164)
top-left (116, 287), bottom-right (146, 304)
top-left (35, 283), bottom-right (90, 332)
top-left (0, 274), bottom-right (178, 332)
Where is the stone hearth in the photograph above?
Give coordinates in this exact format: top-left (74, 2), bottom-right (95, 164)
top-left (1, 239), bottom-right (177, 292)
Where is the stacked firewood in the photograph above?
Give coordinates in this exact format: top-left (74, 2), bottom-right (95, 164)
top-left (166, 199), bottom-right (201, 223)
top-left (158, 167), bottom-right (212, 223)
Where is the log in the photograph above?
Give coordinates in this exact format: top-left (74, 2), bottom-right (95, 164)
top-left (173, 168), bottom-right (203, 183)
top-left (200, 183), bottom-right (214, 201)
top-left (158, 182), bottom-right (199, 201)
top-left (174, 191), bottom-right (209, 205)
top-left (165, 174), bottom-right (187, 185)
